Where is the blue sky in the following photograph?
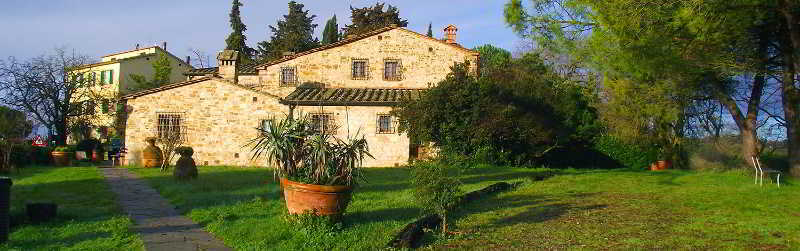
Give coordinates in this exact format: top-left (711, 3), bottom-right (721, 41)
top-left (0, 0), bottom-right (522, 64)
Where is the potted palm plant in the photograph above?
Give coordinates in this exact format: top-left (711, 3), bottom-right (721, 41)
top-left (250, 114), bottom-right (371, 218)
top-left (51, 145), bottom-right (75, 166)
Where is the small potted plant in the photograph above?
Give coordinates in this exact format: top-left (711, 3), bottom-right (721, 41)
top-left (173, 146), bottom-right (197, 180)
top-left (250, 114), bottom-right (372, 219)
top-left (51, 145), bottom-right (76, 166)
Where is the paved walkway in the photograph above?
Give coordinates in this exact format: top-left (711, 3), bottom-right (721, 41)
top-left (101, 168), bottom-right (231, 251)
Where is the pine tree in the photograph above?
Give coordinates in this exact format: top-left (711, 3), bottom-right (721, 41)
top-left (256, 1), bottom-right (320, 62)
top-left (321, 15), bottom-right (339, 45)
top-left (342, 3), bottom-right (408, 37)
top-left (225, 0), bottom-right (253, 61)
top-left (426, 22), bottom-right (433, 37)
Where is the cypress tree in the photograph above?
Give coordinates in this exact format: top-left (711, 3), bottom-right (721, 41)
top-left (225, 0), bottom-right (253, 61)
top-left (322, 15), bottom-right (339, 45)
top-left (426, 22), bottom-right (433, 37)
top-left (256, 1), bottom-right (320, 62)
top-left (342, 3), bottom-right (408, 37)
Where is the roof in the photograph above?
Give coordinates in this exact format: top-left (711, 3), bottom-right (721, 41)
top-left (280, 87), bottom-right (425, 106)
top-left (217, 50), bottom-right (239, 61)
top-left (102, 46), bottom-right (158, 58)
top-left (185, 63), bottom-right (259, 76)
top-left (256, 26), bottom-right (478, 69)
top-left (72, 46), bottom-right (193, 71)
top-left (121, 76), bottom-right (278, 100)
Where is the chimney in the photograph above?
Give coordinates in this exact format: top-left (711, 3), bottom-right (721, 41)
top-left (444, 25), bottom-right (458, 44)
top-left (186, 56), bottom-right (191, 66)
top-left (217, 50), bottom-right (240, 83)
top-left (282, 51), bottom-right (295, 59)
top-left (135, 43), bottom-right (140, 49)
top-left (162, 41), bottom-right (167, 50)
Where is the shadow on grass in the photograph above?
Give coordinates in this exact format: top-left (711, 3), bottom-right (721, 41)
top-left (345, 207), bottom-right (421, 227)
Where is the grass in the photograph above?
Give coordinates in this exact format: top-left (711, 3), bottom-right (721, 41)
top-left (131, 166), bottom-right (799, 250)
top-left (3, 166), bottom-right (143, 250)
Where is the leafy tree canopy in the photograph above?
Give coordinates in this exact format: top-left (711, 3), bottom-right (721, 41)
top-left (342, 3), bottom-right (408, 37)
top-left (257, 1), bottom-right (320, 62)
top-left (0, 105), bottom-right (32, 140)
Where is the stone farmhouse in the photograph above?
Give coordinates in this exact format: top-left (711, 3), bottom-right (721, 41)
top-left (121, 25), bottom-right (479, 167)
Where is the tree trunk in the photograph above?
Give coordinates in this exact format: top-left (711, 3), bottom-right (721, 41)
top-left (778, 1), bottom-right (800, 177)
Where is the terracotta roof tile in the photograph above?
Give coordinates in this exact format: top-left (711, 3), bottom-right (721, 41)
top-left (280, 87), bottom-right (424, 106)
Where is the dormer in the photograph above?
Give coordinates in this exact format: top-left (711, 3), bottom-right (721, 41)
top-left (217, 50), bottom-right (240, 83)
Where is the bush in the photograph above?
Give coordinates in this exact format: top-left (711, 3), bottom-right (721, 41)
top-left (592, 135), bottom-right (659, 169)
top-left (410, 161), bottom-right (462, 234)
top-left (54, 145), bottom-right (77, 152)
top-left (76, 138), bottom-right (101, 152)
top-left (394, 53), bottom-right (600, 166)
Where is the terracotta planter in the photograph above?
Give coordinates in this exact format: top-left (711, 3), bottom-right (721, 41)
top-left (142, 139), bottom-right (163, 168)
top-left (656, 160), bottom-right (670, 170)
top-left (280, 178), bottom-right (353, 217)
top-left (51, 151), bottom-right (73, 166)
top-left (650, 163), bottom-right (658, 171)
top-left (91, 150), bottom-right (105, 162)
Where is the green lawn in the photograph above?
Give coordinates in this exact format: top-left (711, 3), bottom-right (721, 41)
top-left (3, 166), bottom-right (143, 250)
top-left (131, 166), bottom-right (799, 250)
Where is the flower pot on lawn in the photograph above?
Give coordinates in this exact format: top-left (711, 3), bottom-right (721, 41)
top-left (656, 160), bottom-right (670, 170)
top-left (91, 150), bottom-right (105, 162)
top-left (142, 138), bottom-right (163, 168)
top-left (280, 178), bottom-right (353, 217)
top-left (51, 151), bottom-right (72, 166)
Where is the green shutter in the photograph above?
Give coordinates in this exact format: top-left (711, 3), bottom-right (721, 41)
top-left (109, 70), bottom-right (114, 84)
top-left (101, 100), bottom-right (109, 114)
top-left (100, 71), bottom-right (106, 84)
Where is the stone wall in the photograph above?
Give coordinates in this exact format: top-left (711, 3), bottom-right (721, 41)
top-left (256, 28), bottom-right (478, 95)
top-left (124, 78), bottom-right (286, 167)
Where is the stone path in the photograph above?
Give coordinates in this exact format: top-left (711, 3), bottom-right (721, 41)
top-left (101, 168), bottom-right (231, 251)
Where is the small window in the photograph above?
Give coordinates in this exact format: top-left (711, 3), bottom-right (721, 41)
top-left (280, 66), bottom-right (297, 86)
top-left (311, 113), bottom-right (335, 134)
top-left (352, 59), bottom-right (369, 80)
top-left (157, 113), bottom-right (184, 141)
top-left (384, 59), bottom-right (402, 81)
top-left (376, 114), bottom-right (395, 134)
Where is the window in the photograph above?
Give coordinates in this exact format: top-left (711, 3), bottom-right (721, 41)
top-left (157, 113), bottom-right (184, 141)
top-left (280, 66), bottom-right (297, 86)
top-left (383, 59), bottom-right (402, 81)
top-left (377, 114), bottom-right (395, 134)
top-left (101, 70), bottom-right (114, 85)
top-left (259, 119), bottom-right (273, 134)
top-left (101, 100), bottom-right (109, 114)
top-left (311, 113), bottom-right (335, 134)
top-left (352, 59), bottom-right (369, 80)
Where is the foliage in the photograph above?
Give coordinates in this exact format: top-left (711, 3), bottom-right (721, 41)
top-left (321, 15), bottom-right (339, 45)
top-left (473, 44), bottom-right (512, 77)
top-left (593, 135), bottom-right (658, 170)
top-left (394, 54), bottom-right (600, 166)
top-left (9, 144), bottom-right (52, 167)
top-left (249, 114), bottom-right (372, 186)
top-left (426, 22), bottom-right (434, 37)
top-left (0, 105), bottom-right (32, 140)
top-left (176, 146), bottom-right (194, 156)
top-left (157, 129), bottom-right (184, 172)
top-left (342, 3), bottom-right (408, 37)
top-left (129, 53), bottom-right (172, 92)
top-left (411, 161), bottom-right (462, 234)
top-left (256, 1), bottom-right (319, 62)
top-left (224, 0), bottom-right (254, 62)
top-left (53, 145), bottom-right (76, 152)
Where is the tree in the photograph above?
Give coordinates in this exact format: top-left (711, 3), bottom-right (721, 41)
top-left (504, 0), bottom-right (795, 170)
top-left (411, 161), bottom-right (461, 235)
top-left (426, 22), bottom-right (433, 37)
top-left (342, 3), bottom-right (408, 37)
top-left (321, 15), bottom-right (339, 45)
top-left (158, 129), bottom-right (184, 172)
top-left (0, 106), bottom-right (32, 172)
top-left (0, 48), bottom-right (103, 145)
top-left (474, 44), bottom-right (512, 77)
top-left (256, 1), bottom-right (319, 62)
top-left (129, 53), bottom-right (172, 92)
top-left (188, 48), bottom-right (210, 68)
top-left (225, 0), bottom-right (254, 62)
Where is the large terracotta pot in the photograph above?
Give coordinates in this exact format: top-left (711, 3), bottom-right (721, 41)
top-left (142, 139), bottom-right (163, 168)
top-left (91, 150), bottom-right (105, 162)
top-left (656, 160), bottom-right (671, 170)
top-left (51, 151), bottom-right (72, 166)
top-left (280, 178), bottom-right (353, 217)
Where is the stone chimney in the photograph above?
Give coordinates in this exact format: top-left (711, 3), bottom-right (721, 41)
top-left (186, 56), bottom-right (191, 66)
top-left (217, 50), bottom-right (240, 83)
top-left (444, 25), bottom-right (458, 44)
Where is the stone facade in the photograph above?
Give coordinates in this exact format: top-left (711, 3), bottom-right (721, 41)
top-left (122, 26), bottom-right (478, 167)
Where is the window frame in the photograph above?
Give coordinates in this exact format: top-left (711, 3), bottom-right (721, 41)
top-left (351, 58), bottom-right (370, 80)
top-left (279, 66), bottom-right (298, 87)
top-left (310, 113), bottom-right (336, 134)
top-left (156, 112), bottom-right (186, 142)
top-left (376, 114), bottom-right (395, 134)
top-left (383, 59), bottom-right (402, 81)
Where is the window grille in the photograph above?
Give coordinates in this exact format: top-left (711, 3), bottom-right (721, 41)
top-left (383, 59), bottom-right (402, 81)
top-left (157, 112), bottom-right (186, 142)
top-left (280, 66), bottom-right (298, 86)
top-left (311, 113), bottom-right (336, 134)
top-left (376, 114), bottom-right (395, 134)
top-left (352, 58), bottom-right (370, 80)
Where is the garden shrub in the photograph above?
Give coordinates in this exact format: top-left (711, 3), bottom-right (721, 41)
top-left (395, 53), bottom-right (601, 166)
top-left (175, 146), bottom-right (194, 156)
top-left (410, 161), bottom-right (462, 234)
top-left (76, 138), bottom-right (101, 152)
top-left (592, 135), bottom-right (658, 169)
